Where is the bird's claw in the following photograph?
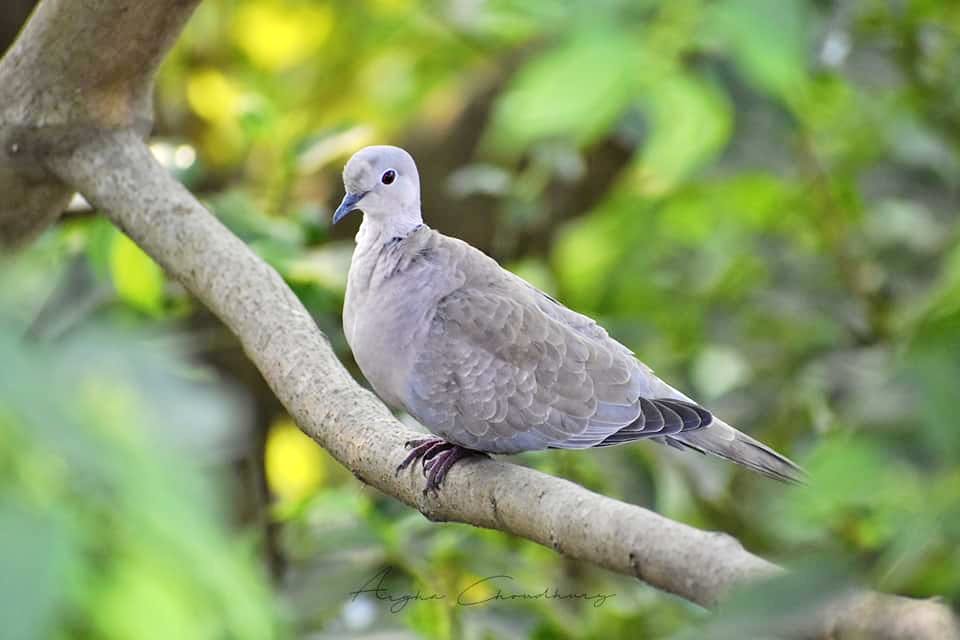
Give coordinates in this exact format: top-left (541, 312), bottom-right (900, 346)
top-left (394, 436), bottom-right (483, 493)
top-left (395, 437), bottom-right (446, 475)
top-left (403, 437), bottom-right (432, 450)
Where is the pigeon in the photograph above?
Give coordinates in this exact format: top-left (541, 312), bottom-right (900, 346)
top-left (334, 145), bottom-right (804, 493)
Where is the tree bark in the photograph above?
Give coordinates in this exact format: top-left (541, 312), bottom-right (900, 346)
top-left (1, 2), bottom-right (957, 638)
top-left (0, 0), bottom-right (200, 248)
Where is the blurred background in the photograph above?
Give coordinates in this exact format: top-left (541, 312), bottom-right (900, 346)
top-left (1, 0), bottom-right (959, 638)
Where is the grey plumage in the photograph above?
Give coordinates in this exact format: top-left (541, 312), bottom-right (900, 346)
top-left (335, 145), bottom-right (804, 487)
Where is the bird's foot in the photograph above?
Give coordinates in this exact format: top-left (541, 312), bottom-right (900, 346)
top-left (422, 446), bottom-right (484, 494)
top-left (396, 437), bottom-right (450, 473)
top-left (395, 436), bottom-right (485, 494)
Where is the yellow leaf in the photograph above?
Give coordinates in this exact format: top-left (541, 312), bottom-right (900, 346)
top-left (109, 232), bottom-right (165, 315)
top-left (370, 0), bottom-right (413, 13)
top-left (455, 573), bottom-right (496, 605)
top-left (186, 69), bottom-right (242, 123)
top-left (265, 418), bottom-right (327, 505)
top-left (231, 4), bottom-right (333, 72)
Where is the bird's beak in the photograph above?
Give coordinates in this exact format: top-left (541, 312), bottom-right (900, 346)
top-left (332, 191), bottom-right (365, 225)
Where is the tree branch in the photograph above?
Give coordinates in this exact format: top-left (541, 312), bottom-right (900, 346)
top-left (2, 1), bottom-right (958, 638)
top-left (0, 0), bottom-right (201, 248)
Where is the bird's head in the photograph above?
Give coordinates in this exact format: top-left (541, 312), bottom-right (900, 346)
top-left (332, 145), bottom-right (422, 226)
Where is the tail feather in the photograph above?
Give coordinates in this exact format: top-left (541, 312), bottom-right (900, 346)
top-left (669, 418), bottom-right (806, 484)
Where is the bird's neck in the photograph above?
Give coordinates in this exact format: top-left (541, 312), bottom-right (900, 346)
top-left (356, 211), bottom-right (424, 248)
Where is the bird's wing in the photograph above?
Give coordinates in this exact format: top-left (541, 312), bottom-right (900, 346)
top-left (404, 242), bottom-right (710, 454)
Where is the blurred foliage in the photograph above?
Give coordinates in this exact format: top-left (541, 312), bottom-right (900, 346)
top-left (3, 0), bottom-right (960, 638)
top-left (0, 238), bottom-right (282, 639)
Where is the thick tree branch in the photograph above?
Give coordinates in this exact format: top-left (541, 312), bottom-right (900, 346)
top-left (0, 0), bottom-right (201, 248)
top-left (2, 1), bottom-right (958, 638)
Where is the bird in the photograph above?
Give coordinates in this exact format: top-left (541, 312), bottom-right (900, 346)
top-left (333, 145), bottom-right (804, 493)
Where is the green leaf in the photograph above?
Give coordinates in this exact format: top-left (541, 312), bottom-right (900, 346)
top-left (404, 586), bottom-right (453, 640)
top-left (109, 232), bottom-right (165, 314)
top-left (638, 73), bottom-right (732, 193)
top-left (656, 174), bottom-right (798, 245)
top-left (489, 27), bottom-right (638, 152)
top-left (705, 0), bottom-right (810, 102)
top-left (85, 216), bottom-right (117, 281)
top-left (552, 199), bottom-right (634, 310)
top-left (907, 239), bottom-right (960, 335)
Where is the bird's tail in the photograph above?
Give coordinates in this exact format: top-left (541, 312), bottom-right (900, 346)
top-left (670, 418), bottom-right (806, 484)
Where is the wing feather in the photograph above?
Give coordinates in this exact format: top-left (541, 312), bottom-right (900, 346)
top-left (405, 243), bottom-right (712, 453)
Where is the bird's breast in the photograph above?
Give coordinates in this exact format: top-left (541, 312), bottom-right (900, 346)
top-left (343, 243), bottom-right (451, 409)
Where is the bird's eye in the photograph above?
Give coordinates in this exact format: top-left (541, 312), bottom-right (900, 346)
top-left (381, 169), bottom-right (397, 185)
